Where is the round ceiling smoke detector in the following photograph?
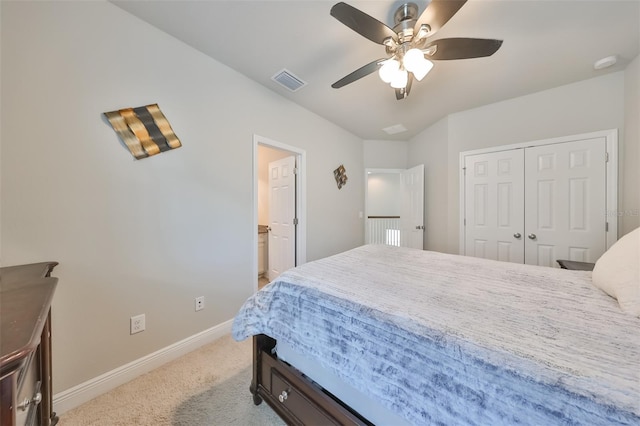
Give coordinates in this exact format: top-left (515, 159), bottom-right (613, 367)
top-left (593, 55), bottom-right (618, 70)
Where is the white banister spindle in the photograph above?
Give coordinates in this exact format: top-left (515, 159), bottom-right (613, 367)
top-left (366, 217), bottom-right (400, 246)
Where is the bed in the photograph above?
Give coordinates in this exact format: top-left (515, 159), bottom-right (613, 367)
top-left (232, 239), bottom-right (640, 425)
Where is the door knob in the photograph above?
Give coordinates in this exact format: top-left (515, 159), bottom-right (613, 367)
top-left (528, 233), bottom-right (537, 240)
top-left (513, 233), bottom-right (521, 239)
top-left (278, 390), bottom-right (289, 403)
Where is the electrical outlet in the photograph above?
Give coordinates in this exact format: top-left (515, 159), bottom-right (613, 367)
top-left (195, 296), bottom-right (205, 311)
top-left (130, 314), bottom-right (145, 334)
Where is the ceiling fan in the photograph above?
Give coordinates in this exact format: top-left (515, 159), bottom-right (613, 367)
top-left (330, 0), bottom-right (503, 100)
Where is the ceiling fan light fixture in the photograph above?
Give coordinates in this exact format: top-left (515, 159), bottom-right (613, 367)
top-left (403, 48), bottom-right (433, 81)
top-left (403, 48), bottom-right (424, 72)
top-left (415, 24), bottom-right (430, 41)
top-left (412, 58), bottom-right (433, 81)
top-left (382, 36), bottom-right (397, 49)
top-left (379, 59), bottom-right (400, 83)
top-left (402, 47), bottom-right (425, 72)
top-left (330, 1), bottom-right (502, 100)
top-left (390, 68), bottom-right (408, 89)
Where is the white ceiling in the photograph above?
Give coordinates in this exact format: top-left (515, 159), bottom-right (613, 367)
top-left (112, 0), bottom-right (639, 141)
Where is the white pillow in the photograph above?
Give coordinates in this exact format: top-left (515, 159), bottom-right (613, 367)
top-left (591, 227), bottom-right (640, 316)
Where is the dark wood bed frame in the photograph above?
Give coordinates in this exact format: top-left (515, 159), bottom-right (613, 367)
top-left (251, 334), bottom-right (372, 425)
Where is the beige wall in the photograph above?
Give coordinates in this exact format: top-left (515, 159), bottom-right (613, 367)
top-left (1, 1), bottom-right (364, 394)
top-left (622, 55), bottom-right (640, 234)
top-left (367, 173), bottom-right (402, 217)
top-left (410, 70), bottom-right (637, 253)
top-left (363, 139), bottom-right (409, 169)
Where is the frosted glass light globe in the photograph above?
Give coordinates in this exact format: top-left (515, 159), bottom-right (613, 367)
top-left (403, 48), bottom-right (425, 73)
top-left (404, 48), bottom-right (434, 81)
top-left (412, 59), bottom-right (433, 81)
top-left (390, 69), bottom-right (408, 89)
top-left (379, 59), bottom-right (400, 83)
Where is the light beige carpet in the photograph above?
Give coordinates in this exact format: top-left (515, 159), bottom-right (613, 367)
top-left (59, 335), bottom-right (285, 425)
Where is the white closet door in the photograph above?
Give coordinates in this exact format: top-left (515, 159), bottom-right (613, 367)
top-left (524, 138), bottom-right (607, 266)
top-left (464, 149), bottom-right (525, 263)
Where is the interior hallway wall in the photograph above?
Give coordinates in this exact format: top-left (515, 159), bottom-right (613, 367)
top-left (622, 54), bottom-right (640, 234)
top-left (1, 1), bottom-right (364, 398)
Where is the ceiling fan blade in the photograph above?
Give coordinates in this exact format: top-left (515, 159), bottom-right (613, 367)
top-left (332, 59), bottom-right (385, 89)
top-left (414, 0), bottom-right (467, 38)
top-left (424, 38), bottom-right (503, 60)
top-left (330, 2), bottom-right (397, 45)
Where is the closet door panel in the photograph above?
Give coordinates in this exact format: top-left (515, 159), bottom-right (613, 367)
top-left (464, 150), bottom-right (525, 263)
top-left (524, 138), bottom-right (607, 266)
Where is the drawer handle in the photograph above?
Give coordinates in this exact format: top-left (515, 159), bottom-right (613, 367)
top-left (278, 390), bottom-right (289, 403)
top-left (18, 392), bottom-right (42, 411)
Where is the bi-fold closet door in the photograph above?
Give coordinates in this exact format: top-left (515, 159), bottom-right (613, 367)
top-left (463, 136), bottom-right (610, 267)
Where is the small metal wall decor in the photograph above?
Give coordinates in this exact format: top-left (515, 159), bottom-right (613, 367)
top-left (333, 164), bottom-right (348, 189)
top-left (104, 104), bottom-right (182, 160)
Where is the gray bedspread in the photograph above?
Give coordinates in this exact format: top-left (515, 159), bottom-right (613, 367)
top-left (232, 245), bottom-right (640, 425)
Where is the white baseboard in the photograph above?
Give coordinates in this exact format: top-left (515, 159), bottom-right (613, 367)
top-left (53, 319), bottom-right (234, 415)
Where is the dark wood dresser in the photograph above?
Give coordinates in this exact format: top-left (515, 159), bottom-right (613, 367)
top-left (0, 262), bottom-right (59, 426)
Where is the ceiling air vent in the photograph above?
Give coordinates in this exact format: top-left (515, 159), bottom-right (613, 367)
top-left (271, 69), bottom-right (307, 92)
top-left (383, 124), bottom-right (408, 135)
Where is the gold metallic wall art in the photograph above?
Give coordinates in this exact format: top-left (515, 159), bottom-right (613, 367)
top-left (104, 104), bottom-right (182, 160)
top-left (334, 164), bottom-right (347, 189)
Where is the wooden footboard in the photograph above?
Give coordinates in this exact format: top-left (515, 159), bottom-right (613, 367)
top-left (251, 334), bottom-right (371, 426)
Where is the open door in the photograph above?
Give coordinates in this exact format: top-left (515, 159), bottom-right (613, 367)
top-left (268, 156), bottom-right (296, 280)
top-left (400, 164), bottom-right (425, 249)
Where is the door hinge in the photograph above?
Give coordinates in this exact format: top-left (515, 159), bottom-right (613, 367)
top-left (462, 167), bottom-right (466, 175)
top-left (605, 152), bottom-right (609, 162)
top-left (293, 167), bottom-right (298, 174)
top-left (464, 218), bottom-right (466, 226)
top-left (606, 222), bottom-right (609, 232)
top-left (293, 217), bottom-right (298, 226)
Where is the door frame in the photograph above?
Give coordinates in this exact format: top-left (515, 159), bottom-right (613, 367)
top-left (253, 134), bottom-right (307, 291)
top-left (458, 129), bottom-right (618, 255)
top-left (364, 167), bottom-right (425, 248)
top-left (364, 168), bottom-right (404, 243)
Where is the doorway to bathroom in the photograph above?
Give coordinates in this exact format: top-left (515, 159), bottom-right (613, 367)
top-left (253, 134), bottom-right (306, 291)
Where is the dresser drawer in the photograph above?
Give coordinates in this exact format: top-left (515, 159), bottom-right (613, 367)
top-left (271, 369), bottom-right (336, 425)
top-left (0, 262), bottom-right (58, 426)
top-left (16, 353), bottom-right (42, 426)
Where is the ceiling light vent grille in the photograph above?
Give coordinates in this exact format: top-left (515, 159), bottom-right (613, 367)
top-left (271, 69), bottom-right (307, 92)
top-left (383, 124), bottom-right (408, 135)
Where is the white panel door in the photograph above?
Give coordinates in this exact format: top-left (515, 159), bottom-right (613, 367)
top-left (464, 149), bottom-right (525, 263)
top-left (400, 164), bottom-right (424, 249)
top-left (268, 156), bottom-right (296, 280)
top-left (524, 138), bottom-right (607, 266)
